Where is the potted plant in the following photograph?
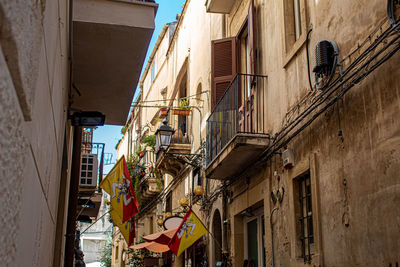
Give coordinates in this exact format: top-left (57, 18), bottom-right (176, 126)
top-left (159, 106), bottom-right (168, 118)
top-left (136, 146), bottom-right (145, 158)
top-left (141, 135), bottom-right (156, 151)
top-left (173, 99), bottom-right (191, 116)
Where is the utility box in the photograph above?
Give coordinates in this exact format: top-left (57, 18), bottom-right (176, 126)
top-left (282, 148), bottom-right (294, 169)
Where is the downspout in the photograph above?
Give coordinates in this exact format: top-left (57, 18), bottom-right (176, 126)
top-left (270, 207), bottom-right (279, 267)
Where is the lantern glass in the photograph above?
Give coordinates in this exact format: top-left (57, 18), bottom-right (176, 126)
top-left (155, 119), bottom-right (175, 151)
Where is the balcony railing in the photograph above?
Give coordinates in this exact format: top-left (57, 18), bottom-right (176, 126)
top-left (206, 73), bottom-right (268, 164)
top-left (168, 108), bottom-right (191, 145)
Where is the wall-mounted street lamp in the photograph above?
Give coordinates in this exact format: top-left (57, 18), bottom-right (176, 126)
top-left (155, 119), bottom-right (175, 151)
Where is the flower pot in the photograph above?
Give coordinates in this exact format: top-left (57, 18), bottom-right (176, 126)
top-left (173, 109), bottom-right (190, 116)
top-left (159, 107), bottom-right (168, 118)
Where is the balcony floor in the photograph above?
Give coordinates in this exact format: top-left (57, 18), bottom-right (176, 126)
top-left (205, 133), bottom-right (270, 180)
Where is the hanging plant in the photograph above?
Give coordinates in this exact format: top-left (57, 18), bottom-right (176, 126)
top-left (173, 99), bottom-right (191, 116)
top-left (141, 135), bottom-right (156, 150)
top-left (153, 168), bottom-right (164, 190)
top-left (159, 106), bottom-right (168, 118)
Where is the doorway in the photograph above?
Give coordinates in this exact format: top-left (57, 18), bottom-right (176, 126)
top-left (244, 213), bottom-right (265, 267)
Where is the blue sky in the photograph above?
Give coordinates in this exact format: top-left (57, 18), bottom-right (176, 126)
top-left (93, 0), bottom-right (186, 174)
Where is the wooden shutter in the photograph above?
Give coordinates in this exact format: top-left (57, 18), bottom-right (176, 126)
top-left (211, 38), bottom-right (237, 109)
top-left (248, 0), bottom-right (256, 75)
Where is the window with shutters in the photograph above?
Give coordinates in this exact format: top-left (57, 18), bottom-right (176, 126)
top-left (282, 0), bottom-right (308, 66)
top-left (211, 38), bottom-right (237, 109)
top-left (211, 0), bottom-right (256, 110)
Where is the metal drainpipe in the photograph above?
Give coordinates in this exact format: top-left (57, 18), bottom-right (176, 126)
top-left (270, 207), bottom-right (279, 267)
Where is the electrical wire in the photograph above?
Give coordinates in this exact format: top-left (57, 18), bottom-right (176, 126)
top-left (131, 90), bottom-right (209, 106)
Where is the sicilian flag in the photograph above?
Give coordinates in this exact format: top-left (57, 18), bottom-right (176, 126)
top-left (111, 209), bottom-right (136, 246)
top-left (168, 209), bottom-right (207, 257)
top-left (100, 156), bottom-right (139, 223)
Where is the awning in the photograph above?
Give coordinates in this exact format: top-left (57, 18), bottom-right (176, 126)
top-left (130, 242), bottom-right (170, 253)
top-left (130, 228), bottom-right (178, 253)
top-left (142, 228), bottom-right (177, 244)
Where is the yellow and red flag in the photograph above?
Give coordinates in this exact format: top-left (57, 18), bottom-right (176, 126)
top-left (168, 209), bottom-right (207, 256)
top-left (100, 155), bottom-right (139, 223)
top-left (110, 209), bottom-right (135, 246)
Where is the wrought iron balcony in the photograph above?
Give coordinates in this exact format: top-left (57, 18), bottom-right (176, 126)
top-left (155, 110), bottom-right (192, 176)
top-left (206, 73), bottom-right (270, 180)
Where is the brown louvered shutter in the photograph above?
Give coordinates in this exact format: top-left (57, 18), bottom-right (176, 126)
top-left (248, 0), bottom-right (256, 75)
top-left (211, 38), bottom-right (237, 109)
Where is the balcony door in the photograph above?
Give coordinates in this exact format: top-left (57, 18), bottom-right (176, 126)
top-left (238, 0), bottom-right (256, 134)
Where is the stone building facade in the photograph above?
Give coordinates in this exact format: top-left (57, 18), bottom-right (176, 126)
top-left (116, 0), bottom-right (400, 266)
top-left (205, 0), bottom-right (400, 266)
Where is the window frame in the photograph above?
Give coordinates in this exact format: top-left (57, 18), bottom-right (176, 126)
top-left (288, 153), bottom-right (323, 266)
top-left (282, 0), bottom-right (308, 67)
top-left (295, 171), bottom-right (314, 263)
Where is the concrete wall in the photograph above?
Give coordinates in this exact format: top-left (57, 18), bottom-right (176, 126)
top-left (0, 0), bottom-right (71, 266)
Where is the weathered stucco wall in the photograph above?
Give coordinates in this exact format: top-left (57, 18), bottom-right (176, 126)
top-left (0, 0), bottom-right (70, 266)
top-left (220, 0), bottom-right (400, 266)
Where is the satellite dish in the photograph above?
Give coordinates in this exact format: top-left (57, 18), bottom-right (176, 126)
top-left (163, 216), bottom-right (183, 230)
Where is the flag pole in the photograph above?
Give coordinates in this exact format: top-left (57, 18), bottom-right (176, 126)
top-left (81, 209), bottom-right (111, 235)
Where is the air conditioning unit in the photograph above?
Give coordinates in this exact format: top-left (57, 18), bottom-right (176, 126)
top-left (80, 153), bottom-right (98, 187)
top-left (282, 148), bottom-right (294, 169)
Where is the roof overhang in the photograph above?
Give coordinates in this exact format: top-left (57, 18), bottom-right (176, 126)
top-left (71, 0), bottom-right (158, 125)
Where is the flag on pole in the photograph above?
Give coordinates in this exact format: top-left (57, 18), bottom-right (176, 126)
top-left (168, 209), bottom-right (207, 257)
top-left (100, 155), bottom-right (139, 223)
top-left (110, 209), bottom-right (135, 246)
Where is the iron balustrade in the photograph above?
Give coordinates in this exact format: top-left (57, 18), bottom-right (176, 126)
top-left (206, 73), bottom-right (267, 165)
top-left (168, 108), bottom-right (191, 145)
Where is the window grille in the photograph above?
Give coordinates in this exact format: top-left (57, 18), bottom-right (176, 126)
top-left (298, 172), bottom-right (314, 263)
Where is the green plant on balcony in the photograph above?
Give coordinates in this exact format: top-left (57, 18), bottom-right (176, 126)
top-left (152, 167), bottom-right (163, 190)
top-left (178, 99), bottom-right (190, 109)
top-left (141, 135), bottom-right (156, 150)
top-left (126, 154), bottom-right (136, 175)
top-left (173, 99), bottom-right (191, 115)
top-left (134, 173), bottom-right (141, 208)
